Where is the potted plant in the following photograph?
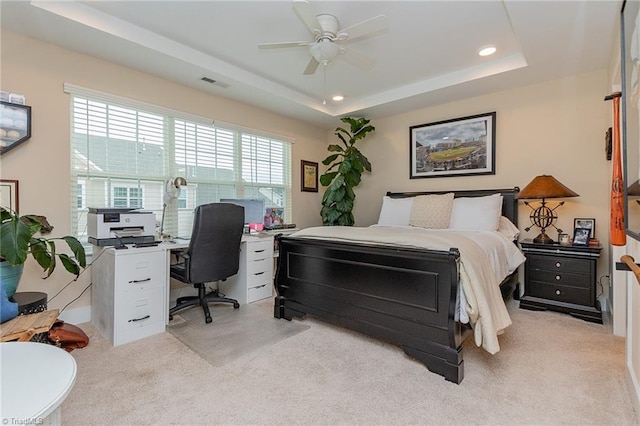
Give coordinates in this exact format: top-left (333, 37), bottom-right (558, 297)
top-left (319, 117), bottom-right (375, 226)
top-left (0, 207), bottom-right (86, 298)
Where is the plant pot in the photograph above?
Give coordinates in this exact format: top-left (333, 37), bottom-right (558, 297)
top-left (0, 262), bottom-right (24, 298)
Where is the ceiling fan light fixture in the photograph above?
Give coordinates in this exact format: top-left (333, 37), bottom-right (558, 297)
top-left (478, 46), bottom-right (497, 57)
top-left (311, 40), bottom-right (340, 63)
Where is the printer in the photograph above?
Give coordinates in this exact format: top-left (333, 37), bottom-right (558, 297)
top-left (88, 208), bottom-right (156, 246)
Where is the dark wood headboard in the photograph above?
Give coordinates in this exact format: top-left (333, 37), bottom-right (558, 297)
top-left (386, 187), bottom-right (520, 227)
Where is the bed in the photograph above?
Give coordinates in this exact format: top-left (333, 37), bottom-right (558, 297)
top-left (273, 188), bottom-right (523, 383)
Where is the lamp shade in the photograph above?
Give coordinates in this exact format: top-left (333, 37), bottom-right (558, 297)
top-left (517, 175), bottom-right (579, 199)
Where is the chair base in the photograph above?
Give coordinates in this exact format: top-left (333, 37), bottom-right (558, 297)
top-left (169, 285), bottom-right (239, 324)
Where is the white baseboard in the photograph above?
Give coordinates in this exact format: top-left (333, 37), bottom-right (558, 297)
top-left (627, 361), bottom-right (640, 418)
top-left (58, 305), bottom-right (92, 325)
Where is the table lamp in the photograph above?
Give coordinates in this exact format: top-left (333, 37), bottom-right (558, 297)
top-left (160, 177), bottom-right (187, 238)
top-left (517, 175), bottom-right (579, 244)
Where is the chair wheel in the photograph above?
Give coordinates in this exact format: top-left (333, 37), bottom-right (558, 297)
top-left (205, 316), bottom-right (213, 323)
top-left (233, 302), bottom-right (240, 309)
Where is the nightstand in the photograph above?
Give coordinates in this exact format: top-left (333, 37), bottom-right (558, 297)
top-left (519, 239), bottom-right (602, 323)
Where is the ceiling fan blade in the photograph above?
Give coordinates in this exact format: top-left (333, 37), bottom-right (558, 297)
top-left (337, 15), bottom-right (389, 42)
top-left (340, 47), bottom-right (376, 71)
top-left (303, 57), bottom-right (320, 75)
top-left (293, 0), bottom-right (322, 37)
top-left (258, 41), bottom-right (313, 50)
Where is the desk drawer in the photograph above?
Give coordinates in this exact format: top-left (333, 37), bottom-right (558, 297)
top-left (247, 280), bottom-right (273, 302)
top-left (116, 252), bottom-right (165, 291)
top-left (115, 286), bottom-right (165, 345)
top-left (247, 257), bottom-right (272, 276)
top-left (245, 239), bottom-right (273, 261)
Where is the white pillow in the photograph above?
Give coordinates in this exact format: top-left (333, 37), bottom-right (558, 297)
top-left (409, 193), bottom-right (455, 229)
top-left (497, 216), bottom-right (520, 240)
top-left (448, 193), bottom-right (503, 231)
top-left (377, 196), bottom-right (414, 226)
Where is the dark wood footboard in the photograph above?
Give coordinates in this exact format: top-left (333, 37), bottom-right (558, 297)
top-left (274, 236), bottom-right (465, 383)
top-left (274, 188), bottom-right (520, 384)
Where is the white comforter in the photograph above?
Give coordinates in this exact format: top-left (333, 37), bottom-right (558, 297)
top-left (290, 225), bottom-right (526, 354)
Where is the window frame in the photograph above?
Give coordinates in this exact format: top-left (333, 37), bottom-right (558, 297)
top-left (66, 84), bottom-right (293, 246)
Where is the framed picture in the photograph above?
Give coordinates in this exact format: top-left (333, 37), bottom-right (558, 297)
top-left (0, 179), bottom-right (19, 212)
top-left (572, 227), bottom-right (591, 246)
top-left (0, 102), bottom-right (31, 155)
top-left (409, 111), bottom-right (496, 179)
top-left (574, 218), bottom-right (595, 239)
top-left (301, 160), bottom-right (318, 192)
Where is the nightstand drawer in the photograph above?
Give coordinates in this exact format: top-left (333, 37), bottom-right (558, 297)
top-left (528, 256), bottom-right (590, 275)
top-left (528, 270), bottom-right (591, 289)
top-left (527, 281), bottom-right (591, 306)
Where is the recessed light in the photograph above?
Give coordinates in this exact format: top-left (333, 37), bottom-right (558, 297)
top-left (332, 95), bottom-right (344, 102)
top-left (478, 46), bottom-right (496, 57)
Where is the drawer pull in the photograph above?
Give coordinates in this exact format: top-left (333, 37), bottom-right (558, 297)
top-left (128, 315), bottom-right (150, 322)
top-left (555, 262), bottom-right (561, 268)
top-left (255, 284), bottom-right (267, 289)
top-left (254, 249), bottom-right (265, 253)
top-left (555, 289), bottom-right (561, 295)
top-left (555, 275), bottom-right (561, 281)
top-left (254, 271), bottom-right (265, 276)
top-left (129, 278), bottom-right (151, 283)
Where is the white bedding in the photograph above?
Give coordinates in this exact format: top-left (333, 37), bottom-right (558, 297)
top-left (289, 225), bottom-right (526, 354)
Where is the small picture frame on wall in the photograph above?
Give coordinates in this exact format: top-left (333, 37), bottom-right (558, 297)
top-left (0, 179), bottom-right (19, 212)
top-left (573, 218), bottom-right (595, 239)
top-left (572, 228), bottom-right (591, 246)
top-left (301, 160), bottom-right (318, 192)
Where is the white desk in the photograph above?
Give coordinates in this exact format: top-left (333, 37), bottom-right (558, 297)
top-left (1, 342), bottom-right (77, 425)
top-left (91, 232), bottom-right (274, 346)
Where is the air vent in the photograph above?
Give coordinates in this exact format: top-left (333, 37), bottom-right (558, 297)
top-left (200, 76), bottom-right (229, 88)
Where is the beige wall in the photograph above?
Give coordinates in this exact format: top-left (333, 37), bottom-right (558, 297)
top-left (0, 30), bottom-right (326, 311)
top-left (351, 69), bottom-right (611, 279)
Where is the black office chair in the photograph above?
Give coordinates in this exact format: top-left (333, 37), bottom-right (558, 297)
top-left (169, 202), bottom-right (244, 323)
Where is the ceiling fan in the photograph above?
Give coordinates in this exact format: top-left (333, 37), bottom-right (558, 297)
top-left (258, 0), bottom-right (388, 75)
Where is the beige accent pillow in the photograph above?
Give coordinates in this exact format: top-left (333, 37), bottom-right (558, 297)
top-left (409, 193), bottom-right (455, 229)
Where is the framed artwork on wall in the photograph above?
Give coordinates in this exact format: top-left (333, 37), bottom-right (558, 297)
top-left (0, 102), bottom-right (31, 155)
top-left (301, 160), bottom-right (318, 192)
top-left (0, 179), bottom-right (19, 212)
top-left (409, 112), bottom-right (496, 179)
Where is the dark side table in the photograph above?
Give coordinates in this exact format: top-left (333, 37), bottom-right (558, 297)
top-left (11, 291), bottom-right (48, 315)
top-left (519, 239), bottom-right (602, 323)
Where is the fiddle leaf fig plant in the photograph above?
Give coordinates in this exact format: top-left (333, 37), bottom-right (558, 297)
top-left (320, 117), bottom-right (375, 226)
top-left (0, 207), bottom-right (86, 278)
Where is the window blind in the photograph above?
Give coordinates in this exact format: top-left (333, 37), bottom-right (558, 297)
top-left (67, 84), bottom-right (292, 243)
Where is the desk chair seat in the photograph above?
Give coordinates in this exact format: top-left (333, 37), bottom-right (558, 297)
top-left (168, 203), bottom-right (244, 324)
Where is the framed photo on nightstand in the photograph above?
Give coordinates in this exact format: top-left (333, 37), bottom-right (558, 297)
top-left (572, 228), bottom-right (591, 246)
top-left (574, 218), bottom-right (595, 239)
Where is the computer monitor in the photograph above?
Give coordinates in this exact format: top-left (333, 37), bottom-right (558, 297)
top-left (220, 198), bottom-right (265, 224)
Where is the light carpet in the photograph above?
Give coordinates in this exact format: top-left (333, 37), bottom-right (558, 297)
top-left (166, 301), bottom-right (310, 367)
top-left (62, 298), bottom-right (638, 425)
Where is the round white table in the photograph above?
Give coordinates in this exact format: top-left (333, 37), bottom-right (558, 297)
top-left (1, 342), bottom-right (77, 425)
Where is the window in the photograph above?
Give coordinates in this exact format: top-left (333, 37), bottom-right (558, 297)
top-left (67, 84), bottom-right (293, 244)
